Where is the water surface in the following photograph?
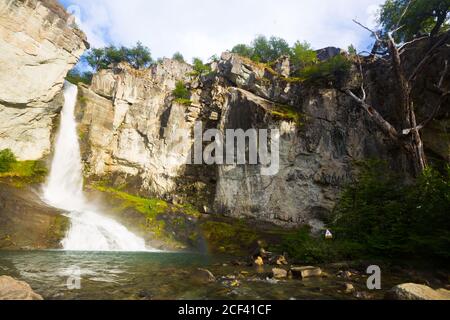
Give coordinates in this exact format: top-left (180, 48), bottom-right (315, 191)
top-left (0, 250), bottom-right (355, 300)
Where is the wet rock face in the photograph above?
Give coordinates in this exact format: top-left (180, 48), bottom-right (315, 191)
top-left (0, 0), bottom-right (88, 160)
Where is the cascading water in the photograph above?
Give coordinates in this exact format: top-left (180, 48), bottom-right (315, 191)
top-left (43, 82), bottom-right (149, 252)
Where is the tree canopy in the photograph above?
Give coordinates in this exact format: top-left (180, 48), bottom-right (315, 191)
top-left (380, 0), bottom-right (450, 42)
top-left (172, 52), bottom-right (185, 63)
top-left (84, 42), bottom-right (153, 71)
top-left (231, 35), bottom-right (291, 63)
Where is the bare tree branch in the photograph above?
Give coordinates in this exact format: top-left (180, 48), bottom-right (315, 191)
top-left (408, 34), bottom-right (449, 84)
top-left (346, 89), bottom-right (399, 142)
top-left (352, 19), bottom-right (381, 42)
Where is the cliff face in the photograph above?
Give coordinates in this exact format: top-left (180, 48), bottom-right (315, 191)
top-left (77, 53), bottom-right (396, 228)
top-left (77, 60), bottom-right (198, 196)
top-left (0, 0), bottom-right (88, 160)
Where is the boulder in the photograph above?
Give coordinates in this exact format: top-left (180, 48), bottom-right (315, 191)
top-left (0, 276), bottom-right (43, 300)
top-left (272, 268), bottom-right (288, 279)
top-left (291, 266), bottom-right (322, 279)
top-left (387, 283), bottom-right (450, 300)
top-left (192, 268), bottom-right (216, 284)
top-left (254, 256), bottom-right (264, 267)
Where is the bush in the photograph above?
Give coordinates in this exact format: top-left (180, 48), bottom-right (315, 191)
top-left (333, 160), bottom-right (450, 261)
top-left (297, 55), bottom-right (351, 86)
top-left (172, 52), bottom-right (185, 63)
top-left (172, 81), bottom-right (191, 104)
top-left (0, 149), bottom-right (17, 173)
top-left (66, 69), bottom-right (93, 85)
top-left (192, 58), bottom-right (211, 76)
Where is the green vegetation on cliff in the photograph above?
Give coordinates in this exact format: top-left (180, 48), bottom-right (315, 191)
top-left (172, 81), bottom-right (192, 105)
top-left (84, 42), bottom-right (153, 71)
top-left (0, 149), bottom-right (48, 186)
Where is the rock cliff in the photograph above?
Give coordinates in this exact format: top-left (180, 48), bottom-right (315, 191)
top-left (0, 0), bottom-right (88, 160)
top-left (76, 35), bottom-right (449, 228)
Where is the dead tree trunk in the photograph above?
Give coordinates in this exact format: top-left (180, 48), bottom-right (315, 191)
top-left (346, 23), bottom-right (449, 176)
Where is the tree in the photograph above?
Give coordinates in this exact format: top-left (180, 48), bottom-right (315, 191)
top-left (347, 17), bottom-right (449, 176)
top-left (84, 42), bottom-right (152, 71)
top-left (251, 35), bottom-right (291, 63)
top-left (0, 149), bottom-right (17, 173)
top-left (126, 42), bottom-right (152, 69)
top-left (231, 44), bottom-right (253, 58)
top-left (172, 52), bottom-right (185, 63)
top-left (84, 48), bottom-right (106, 71)
top-left (192, 57), bottom-right (211, 76)
top-left (290, 41), bottom-right (317, 69)
top-left (380, 0), bottom-right (450, 42)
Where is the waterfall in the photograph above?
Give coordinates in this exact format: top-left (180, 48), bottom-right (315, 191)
top-left (43, 82), bottom-right (149, 252)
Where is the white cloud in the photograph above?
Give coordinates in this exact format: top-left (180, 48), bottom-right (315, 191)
top-left (65, 0), bottom-right (385, 61)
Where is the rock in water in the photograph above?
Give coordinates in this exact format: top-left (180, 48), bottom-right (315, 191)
top-left (192, 268), bottom-right (216, 284)
top-left (0, 276), bottom-right (43, 300)
top-left (272, 268), bottom-right (288, 279)
top-left (254, 257), bottom-right (264, 267)
top-left (388, 283), bottom-right (450, 300)
top-left (290, 266), bottom-right (322, 279)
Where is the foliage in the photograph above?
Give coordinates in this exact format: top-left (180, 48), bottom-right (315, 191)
top-left (347, 44), bottom-right (358, 55)
top-left (172, 81), bottom-right (190, 101)
top-left (297, 55), bottom-right (351, 85)
top-left (0, 156), bottom-right (48, 186)
top-left (191, 57), bottom-right (212, 76)
top-left (231, 35), bottom-right (291, 63)
top-left (290, 41), bottom-right (318, 69)
top-left (231, 43), bottom-right (254, 58)
top-left (333, 160), bottom-right (450, 261)
top-left (0, 149), bottom-right (17, 173)
top-left (172, 52), bottom-right (185, 63)
top-left (84, 42), bottom-right (153, 71)
top-left (126, 41), bottom-right (153, 69)
top-left (66, 68), bottom-right (93, 85)
top-left (379, 0), bottom-right (450, 42)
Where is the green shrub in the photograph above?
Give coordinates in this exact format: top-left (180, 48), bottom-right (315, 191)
top-left (191, 58), bottom-right (211, 76)
top-left (66, 69), bottom-right (93, 85)
top-left (172, 52), bottom-right (185, 63)
top-left (290, 41), bottom-right (317, 69)
top-left (333, 160), bottom-right (450, 261)
top-left (172, 81), bottom-right (190, 101)
top-left (0, 149), bottom-right (17, 173)
top-left (297, 55), bottom-right (351, 85)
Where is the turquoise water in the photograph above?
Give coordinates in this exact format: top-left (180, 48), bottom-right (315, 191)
top-left (0, 251), bottom-right (360, 300)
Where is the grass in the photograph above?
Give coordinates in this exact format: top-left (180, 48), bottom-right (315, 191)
top-left (174, 98), bottom-right (192, 106)
top-left (94, 184), bottom-right (201, 239)
top-left (0, 161), bottom-right (48, 186)
top-left (268, 103), bottom-right (304, 126)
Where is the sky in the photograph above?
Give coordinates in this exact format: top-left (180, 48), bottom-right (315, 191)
top-left (60, 0), bottom-right (385, 62)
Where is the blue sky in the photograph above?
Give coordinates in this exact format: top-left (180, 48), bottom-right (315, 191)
top-left (60, 0), bottom-right (384, 62)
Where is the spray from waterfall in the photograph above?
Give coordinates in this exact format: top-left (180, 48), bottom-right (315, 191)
top-left (43, 82), bottom-right (149, 252)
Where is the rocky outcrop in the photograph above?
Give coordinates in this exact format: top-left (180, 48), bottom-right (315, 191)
top-left (0, 0), bottom-right (88, 160)
top-left (76, 36), bottom-right (449, 228)
top-left (0, 183), bottom-right (69, 250)
top-left (77, 60), bottom-right (198, 197)
top-left (388, 283), bottom-right (450, 300)
top-left (0, 276), bottom-right (43, 300)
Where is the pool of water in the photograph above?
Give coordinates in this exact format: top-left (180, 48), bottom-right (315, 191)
top-left (0, 250), bottom-right (363, 300)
